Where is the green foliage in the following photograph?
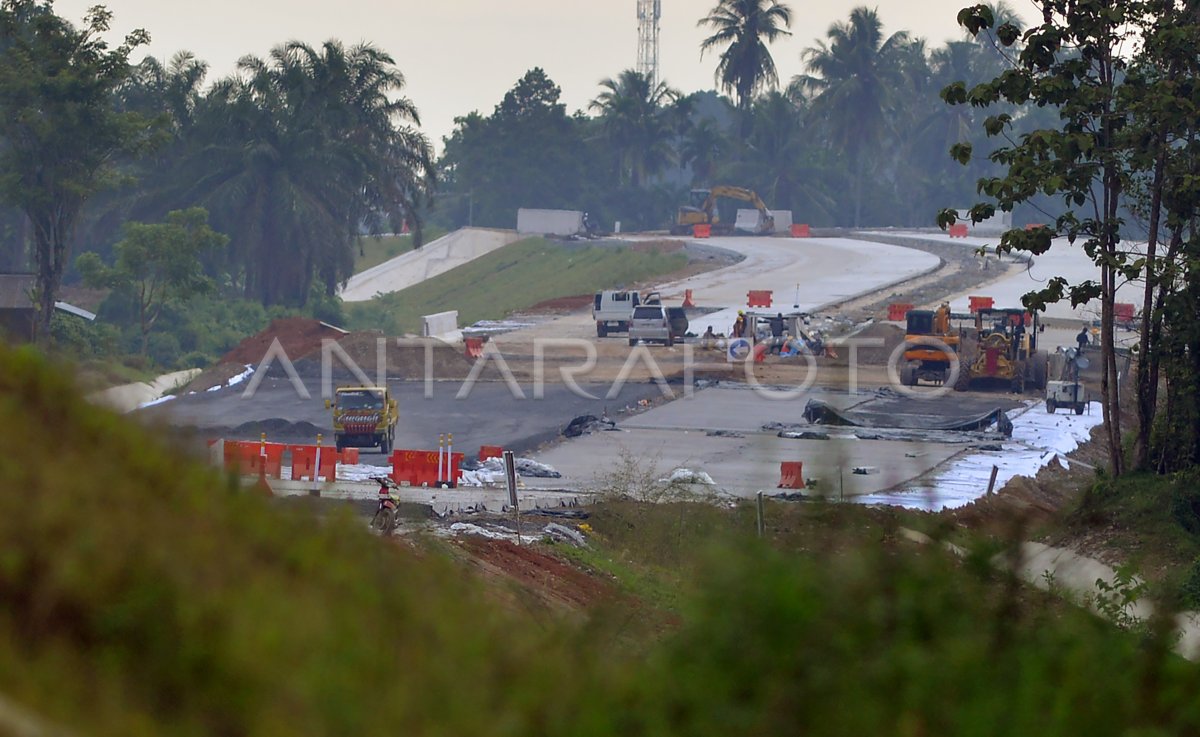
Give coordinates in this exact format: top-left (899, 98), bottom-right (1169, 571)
top-left (345, 238), bottom-right (687, 335)
top-left (2, 347), bottom-right (1200, 734)
top-left (1071, 471), bottom-right (1200, 604)
top-left (0, 0), bottom-right (153, 338)
top-left (437, 69), bottom-right (592, 229)
top-left (77, 207), bottom-right (227, 355)
top-left (698, 0), bottom-right (793, 114)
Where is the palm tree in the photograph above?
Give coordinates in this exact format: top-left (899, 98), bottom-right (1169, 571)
top-left (792, 6), bottom-right (913, 226)
top-left (698, 0), bottom-right (792, 130)
top-left (679, 116), bottom-right (730, 186)
top-left (589, 70), bottom-right (680, 187)
top-left (182, 41), bottom-right (435, 305)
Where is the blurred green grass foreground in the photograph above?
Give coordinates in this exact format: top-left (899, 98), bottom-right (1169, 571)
top-left (1, 342), bottom-right (1199, 736)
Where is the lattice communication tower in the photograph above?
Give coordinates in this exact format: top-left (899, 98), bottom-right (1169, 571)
top-left (637, 0), bottom-right (661, 86)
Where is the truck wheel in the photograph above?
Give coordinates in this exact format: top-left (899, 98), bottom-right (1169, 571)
top-left (666, 334), bottom-right (674, 348)
top-left (335, 438), bottom-right (344, 452)
top-left (900, 364), bottom-right (916, 387)
top-left (1046, 398), bottom-right (1057, 414)
top-left (597, 323), bottom-right (607, 338)
top-left (1074, 404), bottom-right (1085, 415)
top-left (628, 338), bottom-right (637, 346)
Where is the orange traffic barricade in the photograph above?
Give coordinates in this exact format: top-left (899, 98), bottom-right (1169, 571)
top-left (693, 224), bottom-right (712, 238)
top-left (888, 303), bottom-right (913, 321)
top-left (791, 223), bottom-right (811, 238)
top-left (464, 337), bottom-right (484, 359)
top-left (948, 223), bottom-right (969, 238)
top-left (479, 445), bottom-right (504, 461)
top-left (778, 462), bottom-right (805, 490)
top-left (968, 296), bottom-right (994, 313)
top-left (747, 290), bottom-right (773, 308)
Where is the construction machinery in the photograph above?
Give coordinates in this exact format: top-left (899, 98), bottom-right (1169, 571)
top-left (899, 303), bottom-right (962, 386)
top-left (1046, 347), bottom-right (1089, 414)
top-left (325, 386), bottom-right (399, 454)
top-left (672, 186), bottom-right (775, 235)
top-left (955, 307), bottom-right (1048, 392)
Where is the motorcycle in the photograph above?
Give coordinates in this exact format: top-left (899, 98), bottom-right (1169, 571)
top-left (370, 476), bottom-right (401, 535)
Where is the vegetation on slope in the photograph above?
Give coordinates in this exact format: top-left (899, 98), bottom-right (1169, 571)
top-left (2, 345), bottom-right (1200, 735)
top-left (344, 238), bottom-right (687, 335)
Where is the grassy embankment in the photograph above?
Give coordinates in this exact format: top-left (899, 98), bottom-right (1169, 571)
top-left (4, 344), bottom-right (1200, 734)
top-left (344, 237), bottom-right (688, 335)
top-left (1062, 470), bottom-right (1200, 606)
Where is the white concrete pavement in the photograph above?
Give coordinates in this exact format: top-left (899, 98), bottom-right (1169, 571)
top-left (652, 235), bottom-right (941, 336)
top-left (492, 234), bottom-right (942, 344)
top-left (869, 231), bottom-right (1143, 322)
top-left (528, 386), bottom-right (966, 499)
top-left (340, 228), bottom-right (522, 303)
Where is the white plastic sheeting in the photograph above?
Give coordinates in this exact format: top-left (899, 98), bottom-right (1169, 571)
top-left (855, 400), bottom-right (1105, 511)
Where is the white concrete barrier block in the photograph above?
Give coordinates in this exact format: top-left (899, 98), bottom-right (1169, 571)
top-left (517, 208), bottom-right (584, 236)
top-left (422, 310), bottom-right (459, 338)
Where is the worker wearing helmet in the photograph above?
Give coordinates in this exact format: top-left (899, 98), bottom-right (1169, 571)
top-left (732, 311), bottom-right (747, 338)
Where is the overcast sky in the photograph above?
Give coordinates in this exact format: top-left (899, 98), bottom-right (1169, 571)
top-left (55, 0), bottom-right (1031, 148)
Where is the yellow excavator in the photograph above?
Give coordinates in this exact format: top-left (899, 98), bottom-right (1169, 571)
top-left (672, 186), bottom-right (775, 235)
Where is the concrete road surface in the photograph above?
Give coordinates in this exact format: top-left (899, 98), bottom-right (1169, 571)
top-left (872, 231), bottom-right (1143, 322)
top-left (340, 228), bottom-right (521, 302)
top-left (530, 385), bottom-right (1020, 499)
top-left (494, 234), bottom-right (941, 344)
top-left (649, 235), bottom-right (940, 336)
top-left (143, 376), bottom-right (667, 456)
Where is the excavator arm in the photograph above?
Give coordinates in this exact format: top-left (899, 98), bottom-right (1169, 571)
top-left (699, 186), bottom-right (775, 234)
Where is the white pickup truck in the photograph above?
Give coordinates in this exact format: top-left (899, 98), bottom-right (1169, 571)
top-left (592, 290), bottom-right (642, 337)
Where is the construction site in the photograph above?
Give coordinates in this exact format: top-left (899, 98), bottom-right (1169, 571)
top-left (130, 201), bottom-right (1139, 521)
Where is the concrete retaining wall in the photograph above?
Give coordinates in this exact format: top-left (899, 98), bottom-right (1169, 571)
top-left (517, 208), bottom-right (583, 236)
top-left (422, 310), bottom-right (458, 338)
top-left (340, 228), bottom-right (522, 302)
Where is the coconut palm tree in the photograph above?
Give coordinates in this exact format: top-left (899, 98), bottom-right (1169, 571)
top-left (589, 69), bottom-right (680, 187)
top-left (698, 0), bottom-right (792, 130)
top-left (792, 6), bottom-right (913, 226)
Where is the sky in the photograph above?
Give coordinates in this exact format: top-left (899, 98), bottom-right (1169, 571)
top-left (55, 0), bottom-right (1031, 148)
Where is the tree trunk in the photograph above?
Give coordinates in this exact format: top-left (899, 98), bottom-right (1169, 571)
top-left (1133, 147), bottom-right (1166, 470)
top-left (30, 212), bottom-right (73, 345)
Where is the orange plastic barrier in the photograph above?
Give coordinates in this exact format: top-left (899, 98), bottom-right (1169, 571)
top-left (791, 223), bottom-right (811, 238)
top-left (747, 290), bottom-right (773, 308)
top-left (1114, 303), bottom-right (1136, 324)
top-left (1008, 312), bottom-right (1032, 327)
top-left (887, 303), bottom-right (914, 321)
top-left (968, 296), bottom-right (994, 313)
top-left (464, 337), bottom-right (484, 359)
top-left (693, 224), bottom-right (712, 238)
top-left (287, 444), bottom-right (341, 482)
top-left (341, 447), bottom-right (360, 465)
top-left (260, 442), bottom-right (285, 479)
top-left (682, 289), bottom-right (695, 308)
top-left (479, 445), bottom-right (504, 461)
top-left (948, 223), bottom-right (969, 238)
top-left (220, 440), bottom-right (285, 479)
top-left (778, 462), bottom-right (805, 490)
top-left (752, 343), bottom-right (768, 363)
top-left (223, 441), bottom-right (259, 476)
top-left (390, 449), bottom-right (466, 487)
top-left (1024, 223), bottom-right (1046, 230)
